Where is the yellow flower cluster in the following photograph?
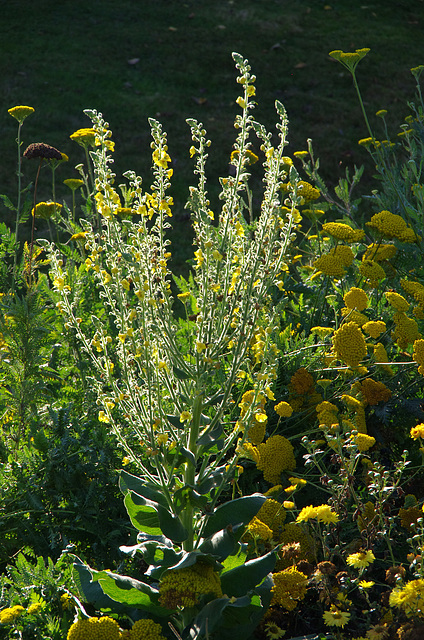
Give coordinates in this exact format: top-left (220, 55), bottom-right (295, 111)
top-left (363, 321), bottom-right (386, 339)
top-left (159, 562), bottom-right (222, 609)
top-left (274, 401), bottom-right (293, 418)
top-left (0, 605), bottom-right (25, 624)
top-left (385, 291), bottom-right (410, 312)
top-left (332, 322), bottom-right (367, 368)
top-left (413, 339), bottom-right (424, 374)
top-left (363, 243), bottom-right (397, 262)
top-left (360, 378), bottom-right (392, 406)
top-left (389, 578), bottom-right (424, 617)
top-left (8, 105), bottom-right (35, 123)
top-left (316, 401), bottom-right (339, 430)
top-left (70, 127), bottom-right (96, 148)
top-left (323, 222), bottom-right (364, 243)
top-left (129, 619), bottom-right (166, 640)
top-left (344, 287), bottom-right (369, 311)
top-left (358, 259), bottom-right (386, 287)
top-left (392, 312), bottom-right (421, 349)
top-left (373, 342), bottom-right (393, 376)
top-left (289, 368), bottom-right (315, 395)
top-left (32, 201), bottom-right (63, 220)
top-left (366, 210), bottom-right (420, 243)
top-left (341, 394), bottom-right (367, 433)
top-left (271, 566), bottom-right (308, 610)
top-left (238, 389), bottom-right (268, 444)
top-left (67, 616), bottom-right (120, 640)
top-left (410, 423), bottom-right (424, 440)
top-left (353, 433), bottom-right (376, 452)
top-left (247, 516), bottom-right (273, 541)
top-left (256, 498), bottom-right (286, 539)
top-left (296, 504), bottom-right (339, 524)
top-left (257, 435), bottom-right (296, 484)
top-left (313, 246), bottom-right (354, 278)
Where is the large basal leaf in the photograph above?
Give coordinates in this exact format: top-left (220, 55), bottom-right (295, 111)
top-left (198, 527), bottom-right (240, 562)
top-left (72, 562), bottom-right (130, 613)
top-left (220, 549), bottom-right (277, 597)
top-left (124, 492), bottom-right (162, 536)
top-left (202, 494), bottom-right (266, 537)
top-left (98, 572), bottom-right (169, 617)
top-left (125, 491), bottom-right (188, 543)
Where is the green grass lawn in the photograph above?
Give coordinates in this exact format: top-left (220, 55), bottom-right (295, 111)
top-left (1, 0), bottom-right (423, 271)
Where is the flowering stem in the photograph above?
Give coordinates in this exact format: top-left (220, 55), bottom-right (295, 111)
top-left (12, 122), bottom-right (23, 292)
top-left (351, 71), bottom-right (374, 140)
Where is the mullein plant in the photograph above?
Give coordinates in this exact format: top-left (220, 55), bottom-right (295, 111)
top-left (44, 53), bottom-right (299, 639)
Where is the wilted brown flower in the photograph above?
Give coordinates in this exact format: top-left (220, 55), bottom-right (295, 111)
top-left (23, 142), bottom-right (62, 160)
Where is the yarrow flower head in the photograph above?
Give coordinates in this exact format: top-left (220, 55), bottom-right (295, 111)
top-left (23, 142), bottom-right (62, 160)
top-left (70, 128), bottom-right (96, 148)
top-left (410, 423), bottom-right (424, 440)
top-left (32, 201), bottom-right (63, 219)
top-left (329, 47), bottom-right (370, 73)
top-left (159, 562), bottom-right (222, 609)
top-left (323, 222), bottom-right (364, 243)
top-left (332, 321), bottom-right (367, 368)
top-left (344, 287), bottom-right (369, 311)
top-left (257, 435), bottom-right (296, 484)
top-left (366, 210), bottom-right (420, 243)
top-left (271, 566), bottom-right (308, 610)
top-left (8, 105), bottom-right (35, 124)
top-left (67, 616), bottom-right (120, 640)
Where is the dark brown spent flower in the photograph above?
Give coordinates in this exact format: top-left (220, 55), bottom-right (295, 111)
top-left (316, 561), bottom-right (337, 576)
top-left (385, 564), bottom-right (406, 584)
top-left (23, 142), bottom-right (62, 160)
top-left (296, 560), bottom-right (314, 577)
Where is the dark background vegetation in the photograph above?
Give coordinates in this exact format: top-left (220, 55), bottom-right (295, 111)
top-left (1, 0), bottom-right (424, 270)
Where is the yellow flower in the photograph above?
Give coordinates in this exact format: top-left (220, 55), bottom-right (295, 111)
top-left (354, 433), bottom-right (376, 452)
top-left (322, 606), bottom-right (351, 628)
top-left (344, 287), bottom-right (369, 311)
top-left (323, 222), bottom-right (364, 243)
top-left (366, 210), bottom-right (419, 242)
top-left (179, 410), bottom-right (192, 423)
top-left (359, 259), bottom-right (386, 286)
top-left (271, 567), bottom-right (308, 610)
top-left (359, 580), bottom-right (375, 589)
top-left (410, 423), bottom-right (424, 440)
top-left (363, 321), bottom-right (386, 339)
top-left (0, 605), bottom-right (25, 623)
top-left (313, 246), bottom-right (354, 278)
top-left (360, 378), bottom-right (391, 406)
top-left (363, 243), bottom-right (397, 262)
top-left (297, 180), bottom-right (320, 203)
top-left (393, 311), bottom-right (421, 349)
top-left (296, 505), bottom-right (318, 523)
top-left (332, 321), bottom-right (367, 368)
top-left (346, 550), bottom-right (375, 569)
top-left (8, 105), bottom-right (35, 123)
top-left (129, 619), bottom-right (166, 640)
top-left (70, 231), bottom-right (87, 241)
top-left (159, 562), bottom-right (222, 609)
top-left (257, 435), bottom-right (296, 484)
top-left (152, 148), bottom-right (171, 168)
top-left (315, 505), bottom-right (339, 524)
top-left (389, 578), bottom-right (424, 617)
top-left (329, 47), bottom-right (370, 73)
top-left (27, 602), bottom-right (43, 614)
top-left (64, 178), bottom-right (84, 191)
top-left (385, 291), bottom-right (409, 312)
top-left (256, 499), bottom-right (286, 538)
top-left (32, 201), bottom-right (62, 220)
top-left (247, 516), bottom-right (273, 541)
top-left (70, 128), bottom-right (96, 148)
top-left (413, 339), bottom-right (424, 374)
top-left (67, 616), bottom-right (120, 640)
top-left (274, 401), bottom-right (293, 418)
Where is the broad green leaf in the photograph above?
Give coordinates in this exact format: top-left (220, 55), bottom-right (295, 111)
top-left (119, 471), bottom-right (168, 508)
top-left (202, 493), bottom-right (266, 537)
top-left (124, 492), bottom-right (161, 535)
top-left (98, 572), bottom-right (169, 617)
top-left (199, 528), bottom-right (239, 562)
top-left (220, 549), bottom-right (277, 597)
top-left (219, 544), bottom-right (247, 572)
